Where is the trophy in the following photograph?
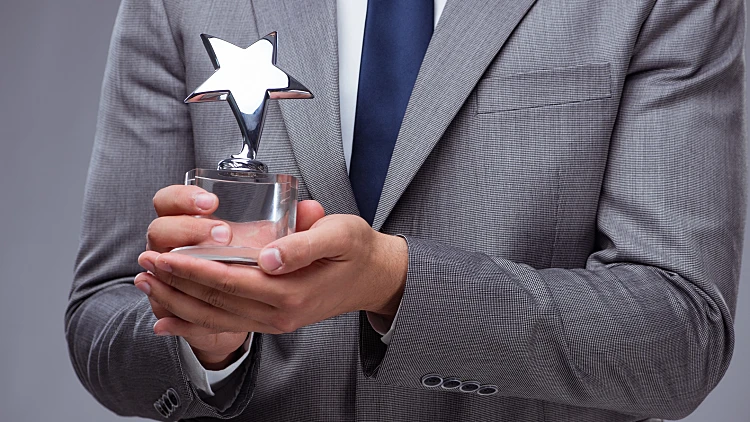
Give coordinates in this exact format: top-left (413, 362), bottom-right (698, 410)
top-left (172, 32), bottom-right (312, 264)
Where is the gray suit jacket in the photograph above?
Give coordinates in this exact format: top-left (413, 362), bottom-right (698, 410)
top-left (67, 0), bottom-right (746, 421)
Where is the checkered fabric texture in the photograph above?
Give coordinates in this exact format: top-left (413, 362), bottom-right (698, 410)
top-left (67, 0), bottom-right (745, 421)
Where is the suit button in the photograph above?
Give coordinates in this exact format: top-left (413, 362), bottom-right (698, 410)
top-left (459, 381), bottom-right (481, 393)
top-left (154, 401), bottom-right (169, 418)
top-left (421, 374), bottom-right (444, 388)
top-left (154, 388), bottom-right (180, 418)
top-left (441, 378), bottom-right (461, 389)
top-left (477, 385), bottom-right (499, 396)
top-left (166, 388), bottom-right (181, 408)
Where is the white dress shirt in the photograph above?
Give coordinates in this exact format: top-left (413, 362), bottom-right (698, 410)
top-left (180, 0), bottom-right (447, 396)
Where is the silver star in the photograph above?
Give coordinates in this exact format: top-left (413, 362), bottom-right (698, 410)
top-left (186, 32), bottom-right (313, 171)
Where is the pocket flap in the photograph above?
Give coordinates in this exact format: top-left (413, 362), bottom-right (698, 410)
top-left (477, 63), bottom-right (612, 113)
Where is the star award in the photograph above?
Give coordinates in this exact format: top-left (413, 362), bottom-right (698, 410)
top-left (172, 32), bottom-right (312, 264)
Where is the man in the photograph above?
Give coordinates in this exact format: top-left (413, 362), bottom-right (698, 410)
top-left (67, 0), bottom-right (745, 421)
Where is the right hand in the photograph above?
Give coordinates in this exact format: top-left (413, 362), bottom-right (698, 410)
top-left (135, 184), bottom-right (324, 369)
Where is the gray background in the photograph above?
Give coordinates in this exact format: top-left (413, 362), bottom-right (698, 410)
top-left (0, 1), bottom-right (746, 421)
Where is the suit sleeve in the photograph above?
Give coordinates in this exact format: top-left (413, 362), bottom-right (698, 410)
top-left (360, 0), bottom-right (746, 420)
top-left (65, 0), bottom-right (258, 419)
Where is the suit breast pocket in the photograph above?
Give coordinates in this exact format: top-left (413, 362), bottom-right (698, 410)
top-left (476, 63), bottom-right (612, 113)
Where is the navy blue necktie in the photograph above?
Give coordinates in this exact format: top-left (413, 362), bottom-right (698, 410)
top-left (349, 0), bottom-right (434, 225)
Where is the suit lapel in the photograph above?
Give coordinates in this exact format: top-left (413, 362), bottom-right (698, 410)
top-left (251, 0), bottom-right (359, 216)
top-left (371, 0), bottom-right (538, 231)
top-left (250, 0), bottom-right (538, 223)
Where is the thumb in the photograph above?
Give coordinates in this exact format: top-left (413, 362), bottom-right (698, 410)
top-left (257, 215), bottom-right (360, 274)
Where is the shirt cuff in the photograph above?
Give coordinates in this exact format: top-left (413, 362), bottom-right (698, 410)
top-left (366, 306), bottom-right (401, 345)
top-left (177, 333), bottom-right (253, 396)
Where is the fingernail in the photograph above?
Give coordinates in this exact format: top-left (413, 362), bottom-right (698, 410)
top-left (156, 259), bottom-right (172, 273)
top-left (259, 248), bottom-right (283, 271)
top-left (154, 321), bottom-right (172, 337)
top-left (135, 280), bottom-right (151, 296)
top-left (211, 225), bottom-right (231, 243)
top-left (195, 193), bottom-right (215, 210)
top-left (140, 258), bottom-right (155, 273)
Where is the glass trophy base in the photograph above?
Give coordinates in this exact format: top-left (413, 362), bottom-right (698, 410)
top-left (171, 245), bottom-right (261, 265)
top-left (177, 168), bottom-right (299, 263)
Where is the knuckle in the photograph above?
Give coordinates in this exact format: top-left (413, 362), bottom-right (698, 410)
top-left (152, 191), bottom-right (160, 210)
top-left (181, 267), bottom-right (197, 284)
top-left (204, 289), bottom-right (225, 309)
top-left (153, 187), bottom-right (173, 214)
top-left (146, 220), bottom-right (159, 248)
top-left (280, 293), bottom-right (306, 312)
top-left (184, 218), bottom-right (206, 244)
top-left (154, 185), bottom-right (195, 215)
top-left (343, 221), bottom-right (360, 247)
top-left (195, 314), bottom-right (217, 331)
top-left (177, 261), bottom-right (200, 284)
top-left (160, 273), bottom-right (177, 288)
top-left (155, 296), bottom-right (174, 314)
top-left (270, 313), bottom-right (298, 334)
top-left (217, 268), bottom-right (238, 295)
top-left (299, 232), bottom-right (314, 265)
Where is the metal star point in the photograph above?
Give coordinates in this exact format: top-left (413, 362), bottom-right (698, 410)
top-left (185, 32), bottom-right (313, 170)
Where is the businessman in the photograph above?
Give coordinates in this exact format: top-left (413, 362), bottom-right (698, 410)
top-left (68, 0), bottom-right (746, 421)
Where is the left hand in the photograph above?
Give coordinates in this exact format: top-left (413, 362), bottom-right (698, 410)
top-left (137, 214), bottom-right (408, 336)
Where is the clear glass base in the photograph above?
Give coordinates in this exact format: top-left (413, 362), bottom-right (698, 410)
top-left (171, 245), bottom-right (261, 265)
top-left (177, 168), bottom-right (298, 262)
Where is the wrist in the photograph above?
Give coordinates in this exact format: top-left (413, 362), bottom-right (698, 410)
top-left (193, 345), bottom-right (244, 371)
top-left (368, 234), bottom-right (408, 320)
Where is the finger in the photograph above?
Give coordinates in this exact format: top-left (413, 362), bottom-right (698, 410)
top-left (139, 250), bottom-right (160, 272)
top-left (296, 200), bottom-right (326, 232)
top-left (155, 316), bottom-right (282, 337)
top-left (146, 215), bottom-right (232, 253)
top-left (153, 185), bottom-right (218, 217)
top-left (135, 272), bottom-right (176, 318)
top-left (135, 272), bottom-right (266, 334)
top-left (257, 215), bottom-right (361, 274)
top-left (148, 265), bottom-right (277, 322)
top-left (148, 252), bottom-right (286, 306)
top-left (148, 298), bottom-right (175, 319)
top-left (227, 220), bottom-right (281, 248)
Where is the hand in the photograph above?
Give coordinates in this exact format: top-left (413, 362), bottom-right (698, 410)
top-left (145, 185), bottom-right (282, 253)
top-left (136, 184), bottom-right (325, 369)
top-left (136, 213), bottom-right (408, 338)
